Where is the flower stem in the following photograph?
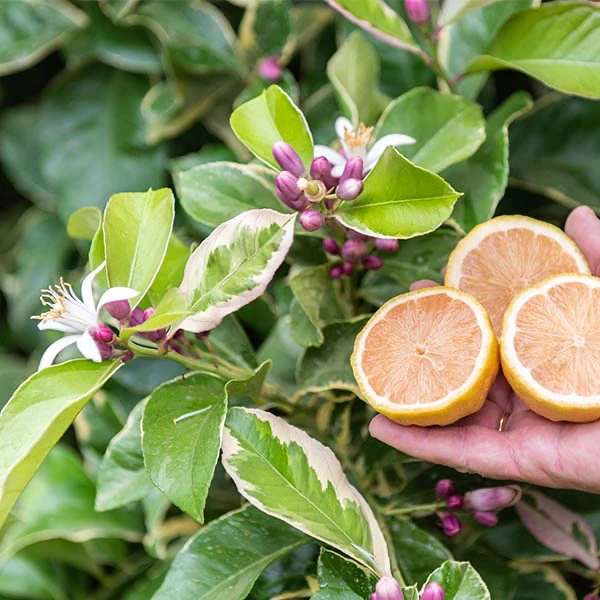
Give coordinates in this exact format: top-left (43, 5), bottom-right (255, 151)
top-left (383, 501), bottom-right (446, 516)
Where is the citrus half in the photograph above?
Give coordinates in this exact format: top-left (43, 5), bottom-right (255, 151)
top-left (352, 287), bottom-right (499, 426)
top-left (502, 273), bottom-right (600, 423)
top-left (445, 215), bottom-right (590, 337)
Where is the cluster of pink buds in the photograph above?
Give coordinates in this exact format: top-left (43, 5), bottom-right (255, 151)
top-left (323, 232), bottom-right (399, 279)
top-left (370, 578), bottom-right (444, 600)
top-left (105, 299), bottom-right (167, 347)
top-left (257, 56), bottom-right (282, 82)
top-left (272, 142), bottom-right (364, 233)
top-left (435, 479), bottom-right (522, 535)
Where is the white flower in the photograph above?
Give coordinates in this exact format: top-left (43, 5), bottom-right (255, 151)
top-left (314, 116), bottom-right (416, 178)
top-left (32, 261), bottom-right (138, 370)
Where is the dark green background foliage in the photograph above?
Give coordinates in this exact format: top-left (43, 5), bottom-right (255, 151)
top-left (0, 0), bottom-right (599, 598)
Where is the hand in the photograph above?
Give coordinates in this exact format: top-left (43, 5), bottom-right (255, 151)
top-left (370, 206), bottom-right (600, 493)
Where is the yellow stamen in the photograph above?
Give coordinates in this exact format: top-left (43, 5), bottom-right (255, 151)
top-left (343, 122), bottom-right (374, 149)
top-left (31, 279), bottom-right (73, 321)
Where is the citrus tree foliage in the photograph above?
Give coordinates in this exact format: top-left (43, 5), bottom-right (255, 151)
top-left (0, 0), bottom-right (600, 598)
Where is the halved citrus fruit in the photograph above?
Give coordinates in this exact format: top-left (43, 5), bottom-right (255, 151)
top-left (352, 287), bottom-right (499, 426)
top-left (445, 215), bottom-right (590, 337)
top-left (502, 273), bottom-right (600, 423)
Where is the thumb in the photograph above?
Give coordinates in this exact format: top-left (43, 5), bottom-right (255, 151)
top-left (565, 206), bottom-right (600, 275)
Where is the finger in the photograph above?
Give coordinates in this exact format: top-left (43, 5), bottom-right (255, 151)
top-left (369, 415), bottom-right (522, 481)
top-left (565, 206), bottom-right (600, 275)
top-left (410, 279), bottom-right (439, 291)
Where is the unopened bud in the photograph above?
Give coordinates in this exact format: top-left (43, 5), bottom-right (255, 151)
top-left (375, 238), bottom-right (399, 252)
top-left (330, 264), bottom-right (343, 279)
top-left (435, 479), bottom-right (455, 500)
top-left (272, 142), bottom-right (305, 177)
top-left (342, 239), bottom-right (368, 263)
top-left (143, 307), bottom-right (156, 321)
top-left (465, 485), bottom-right (521, 512)
top-left (129, 307), bottom-right (145, 326)
top-left (340, 157), bottom-right (364, 184)
top-left (120, 351), bottom-right (134, 363)
top-left (169, 343), bottom-right (186, 356)
top-left (92, 325), bottom-right (115, 344)
top-left (196, 331), bottom-right (210, 339)
top-left (323, 238), bottom-right (340, 255)
top-left (421, 582), bottom-right (444, 600)
top-left (349, 229), bottom-right (372, 241)
top-left (375, 576), bottom-right (403, 600)
top-left (446, 494), bottom-right (464, 511)
top-left (257, 56), bottom-right (282, 82)
top-left (104, 299), bottom-right (131, 321)
top-left (276, 171), bottom-right (303, 201)
top-left (96, 341), bottom-right (114, 361)
top-left (472, 511), bottom-right (499, 527)
top-left (405, 0), bottom-right (431, 25)
top-left (336, 178), bottom-right (363, 201)
top-left (276, 187), bottom-right (308, 211)
top-left (300, 210), bottom-right (325, 232)
top-left (370, 595), bottom-right (378, 600)
top-left (441, 513), bottom-right (462, 536)
top-left (363, 255), bottom-right (384, 271)
top-left (298, 177), bottom-right (326, 203)
top-left (342, 262), bottom-right (354, 276)
top-left (310, 156), bottom-right (338, 188)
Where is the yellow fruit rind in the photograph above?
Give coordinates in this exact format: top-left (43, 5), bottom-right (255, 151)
top-left (352, 287), bottom-right (500, 427)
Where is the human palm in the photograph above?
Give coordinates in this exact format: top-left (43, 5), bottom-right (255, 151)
top-left (370, 206), bottom-right (600, 493)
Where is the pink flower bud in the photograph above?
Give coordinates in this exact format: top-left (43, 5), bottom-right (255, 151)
top-left (342, 262), bottom-right (354, 275)
top-left (120, 350), bottom-right (134, 363)
top-left (441, 513), bottom-right (462, 536)
top-left (323, 238), bottom-right (340, 255)
top-left (92, 325), bottom-right (115, 344)
top-left (169, 343), bottom-right (186, 356)
top-left (465, 485), bottom-right (521, 512)
top-left (363, 255), bottom-right (384, 271)
top-left (173, 328), bottom-right (185, 339)
top-left (276, 171), bottom-right (302, 200)
top-left (310, 156), bottom-right (338, 188)
top-left (446, 494), bottom-right (464, 511)
top-left (196, 331), bottom-right (210, 339)
top-left (342, 239), bottom-right (368, 263)
top-left (96, 341), bottom-right (114, 360)
top-left (375, 238), bottom-right (399, 252)
top-left (421, 582), bottom-right (445, 600)
top-left (330, 264), bottom-right (343, 279)
top-left (257, 56), bottom-right (282, 82)
top-left (375, 576), bottom-right (403, 600)
top-left (405, 0), bottom-right (431, 25)
top-left (370, 595), bottom-right (378, 600)
top-left (129, 307), bottom-right (145, 326)
top-left (276, 187), bottom-right (308, 211)
top-left (349, 229), bottom-right (372, 241)
top-left (340, 157), bottom-right (364, 184)
top-left (584, 594), bottom-right (600, 600)
top-left (472, 511), bottom-right (499, 527)
top-left (336, 178), bottom-right (363, 201)
top-left (435, 479), bottom-right (455, 500)
top-left (104, 299), bottom-right (131, 321)
top-left (272, 142), bottom-right (305, 177)
top-left (300, 210), bottom-right (325, 232)
top-left (143, 307), bottom-right (156, 321)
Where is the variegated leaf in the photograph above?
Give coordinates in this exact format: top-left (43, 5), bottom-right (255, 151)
top-left (176, 209), bottom-right (295, 333)
top-left (221, 407), bottom-right (390, 575)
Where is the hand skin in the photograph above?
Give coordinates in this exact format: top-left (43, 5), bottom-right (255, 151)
top-left (369, 206), bottom-right (600, 493)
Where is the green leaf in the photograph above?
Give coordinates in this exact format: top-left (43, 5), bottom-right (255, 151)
top-left (153, 506), bottom-right (308, 600)
top-left (222, 407), bottom-right (389, 573)
top-left (129, 0), bottom-right (242, 74)
top-left (512, 564), bottom-right (576, 600)
top-left (423, 561), bottom-right (490, 600)
top-left (312, 548), bottom-right (378, 600)
top-left (336, 148), bottom-right (461, 239)
top-left (175, 209), bottom-right (295, 333)
top-left (100, 0), bottom-right (140, 22)
top-left (465, 3), bottom-right (600, 99)
top-left (0, 354), bottom-right (30, 411)
top-left (66, 207), bottom-right (102, 241)
top-left (324, 0), bottom-right (420, 55)
top-left (440, 0), bottom-right (518, 25)
top-left (0, 445), bottom-right (143, 562)
top-left (375, 87), bottom-right (485, 173)
top-left (141, 373), bottom-right (227, 523)
top-left (509, 96), bottom-right (600, 210)
top-left (239, 0), bottom-right (294, 58)
top-left (446, 91), bottom-right (533, 232)
top-left (148, 234), bottom-right (190, 306)
top-left (0, 360), bottom-right (120, 529)
top-left (103, 188), bottom-right (174, 306)
top-left (0, 553), bottom-right (68, 600)
top-left (328, 31), bottom-right (381, 125)
top-left (39, 65), bottom-right (166, 221)
top-left (295, 317), bottom-right (368, 397)
top-left (96, 400), bottom-right (156, 511)
top-left (176, 162), bottom-right (286, 228)
top-left (0, 0), bottom-right (87, 75)
top-left (210, 315), bottom-right (259, 371)
top-left (230, 85), bottom-right (314, 170)
top-left (391, 520), bottom-right (453, 587)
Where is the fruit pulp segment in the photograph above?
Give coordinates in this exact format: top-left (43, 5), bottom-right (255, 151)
top-left (514, 281), bottom-right (600, 396)
top-left (361, 294), bottom-right (482, 404)
top-left (458, 228), bottom-right (583, 335)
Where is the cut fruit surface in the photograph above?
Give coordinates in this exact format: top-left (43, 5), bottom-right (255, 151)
top-left (445, 215), bottom-right (590, 337)
top-left (502, 273), bottom-right (600, 423)
top-left (352, 287), bottom-right (499, 426)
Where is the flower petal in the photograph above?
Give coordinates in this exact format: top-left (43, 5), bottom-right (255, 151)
top-left (81, 261), bottom-right (106, 313)
top-left (331, 162), bottom-right (347, 178)
top-left (76, 330), bottom-right (102, 363)
top-left (335, 116), bottom-right (353, 139)
top-left (38, 335), bottom-right (80, 370)
top-left (38, 320), bottom-right (80, 334)
top-left (96, 287), bottom-right (139, 314)
top-left (366, 134), bottom-right (416, 170)
top-left (313, 145), bottom-right (346, 166)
